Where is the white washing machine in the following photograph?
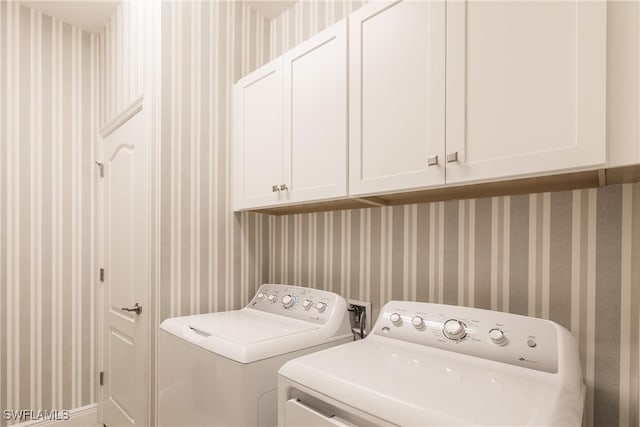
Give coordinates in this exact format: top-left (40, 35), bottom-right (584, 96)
top-left (279, 301), bottom-right (586, 426)
top-left (158, 284), bottom-right (352, 427)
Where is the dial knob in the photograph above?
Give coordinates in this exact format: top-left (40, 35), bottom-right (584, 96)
top-left (282, 295), bottom-right (295, 308)
top-left (256, 292), bottom-right (266, 301)
top-left (488, 328), bottom-right (507, 345)
top-left (267, 294), bottom-right (277, 303)
top-left (302, 300), bottom-right (313, 310)
top-left (389, 313), bottom-right (402, 326)
top-left (412, 316), bottom-right (425, 330)
top-left (443, 319), bottom-right (466, 340)
top-left (315, 302), bottom-right (327, 312)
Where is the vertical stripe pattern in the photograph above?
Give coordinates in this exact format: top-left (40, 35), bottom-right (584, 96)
top-left (266, 186), bottom-right (640, 427)
top-left (2, 3), bottom-right (640, 427)
top-left (158, 1), bottom-right (268, 323)
top-left (0, 2), bottom-right (99, 424)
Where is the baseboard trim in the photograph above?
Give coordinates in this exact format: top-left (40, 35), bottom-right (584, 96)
top-left (12, 404), bottom-right (97, 427)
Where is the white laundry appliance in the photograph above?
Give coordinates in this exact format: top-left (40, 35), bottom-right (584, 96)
top-left (279, 300), bottom-right (585, 426)
top-left (158, 284), bottom-right (352, 427)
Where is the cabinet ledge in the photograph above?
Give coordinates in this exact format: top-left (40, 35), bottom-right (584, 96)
top-left (248, 166), bottom-right (640, 216)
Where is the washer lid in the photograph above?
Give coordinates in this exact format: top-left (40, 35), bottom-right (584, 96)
top-left (160, 309), bottom-right (348, 364)
top-left (279, 336), bottom-right (585, 426)
top-left (183, 310), bottom-right (316, 344)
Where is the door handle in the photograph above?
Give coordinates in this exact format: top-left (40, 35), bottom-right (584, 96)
top-left (446, 152), bottom-right (459, 163)
top-left (427, 155), bottom-right (438, 166)
top-left (121, 303), bottom-right (142, 315)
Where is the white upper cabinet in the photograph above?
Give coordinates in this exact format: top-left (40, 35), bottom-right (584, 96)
top-left (282, 20), bottom-right (348, 204)
top-left (234, 0), bottom-right (609, 211)
top-left (234, 20), bottom-right (347, 210)
top-left (233, 61), bottom-right (284, 210)
top-left (349, 0), bottom-right (446, 196)
top-left (445, 0), bottom-right (607, 185)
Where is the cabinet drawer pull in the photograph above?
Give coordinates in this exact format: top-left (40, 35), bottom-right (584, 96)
top-left (280, 184), bottom-right (288, 191)
top-left (272, 185), bottom-right (280, 192)
top-left (446, 152), bottom-right (459, 163)
top-left (427, 155), bottom-right (438, 166)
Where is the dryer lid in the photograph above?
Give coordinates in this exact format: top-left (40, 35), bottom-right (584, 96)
top-left (279, 336), bottom-right (585, 426)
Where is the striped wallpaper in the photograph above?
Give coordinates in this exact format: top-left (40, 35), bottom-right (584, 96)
top-left (158, 0), bottom-right (269, 321)
top-left (0, 1), bottom-right (100, 425)
top-left (2, 2), bottom-right (638, 427)
top-left (266, 185), bottom-right (640, 427)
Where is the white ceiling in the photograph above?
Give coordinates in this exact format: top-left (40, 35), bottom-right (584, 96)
top-left (17, 0), bottom-right (119, 34)
top-left (246, 0), bottom-right (296, 20)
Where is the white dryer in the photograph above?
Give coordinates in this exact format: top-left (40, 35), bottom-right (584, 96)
top-left (158, 284), bottom-right (352, 427)
top-left (279, 301), bottom-right (585, 426)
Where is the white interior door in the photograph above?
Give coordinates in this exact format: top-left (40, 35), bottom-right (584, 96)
top-left (348, 0), bottom-right (446, 196)
top-left (101, 104), bottom-right (149, 427)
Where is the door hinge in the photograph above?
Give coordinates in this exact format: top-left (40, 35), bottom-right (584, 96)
top-left (95, 161), bottom-right (104, 178)
top-left (99, 371), bottom-right (104, 386)
top-left (99, 268), bottom-right (104, 282)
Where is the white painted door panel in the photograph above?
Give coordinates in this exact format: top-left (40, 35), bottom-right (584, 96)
top-left (282, 19), bottom-right (348, 204)
top-left (349, 0), bottom-right (446, 196)
top-left (233, 61), bottom-right (284, 209)
top-left (102, 107), bottom-right (148, 427)
top-left (445, 0), bottom-right (606, 184)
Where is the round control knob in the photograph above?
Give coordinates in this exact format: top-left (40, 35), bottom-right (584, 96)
top-left (389, 313), bottom-right (402, 326)
top-left (256, 292), bottom-right (266, 301)
top-left (315, 302), bottom-right (327, 312)
top-left (267, 294), bottom-right (277, 303)
top-left (302, 300), bottom-right (313, 310)
top-left (412, 316), bottom-right (425, 330)
top-left (443, 319), bottom-right (466, 340)
top-left (488, 328), bottom-right (507, 345)
top-left (282, 295), bottom-right (295, 308)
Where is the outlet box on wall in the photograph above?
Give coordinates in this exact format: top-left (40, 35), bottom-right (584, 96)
top-left (347, 299), bottom-right (372, 340)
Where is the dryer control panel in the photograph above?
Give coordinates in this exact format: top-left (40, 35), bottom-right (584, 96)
top-left (247, 284), bottom-right (346, 325)
top-left (374, 301), bottom-right (563, 374)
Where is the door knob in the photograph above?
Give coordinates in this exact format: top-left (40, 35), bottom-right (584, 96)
top-left (121, 303), bottom-right (142, 315)
top-left (280, 184), bottom-right (288, 191)
top-left (446, 152), bottom-right (459, 163)
top-left (427, 155), bottom-right (438, 166)
top-left (272, 185), bottom-right (280, 192)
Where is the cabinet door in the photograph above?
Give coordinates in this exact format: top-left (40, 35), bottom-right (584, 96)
top-left (349, 0), bottom-right (446, 196)
top-left (445, 0), bottom-right (606, 184)
top-left (282, 20), bottom-right (348, 204)
top-left (233, 60), bottom-right (283, 209)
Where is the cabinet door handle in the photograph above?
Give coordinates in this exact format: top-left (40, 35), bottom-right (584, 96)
top-left (280, 184), bottom-right (288, 191)
top-left (446, 152), bottom-right (459, 163)
top-left (272, 185), bottom-right (280, 192)
top-left (427, 155), bottom-right (438, 166)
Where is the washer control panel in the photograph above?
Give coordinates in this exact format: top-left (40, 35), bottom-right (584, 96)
top-left (375, 301), bottom-right (559, 373)
top-left (248, 284), bottom-right (342, 324)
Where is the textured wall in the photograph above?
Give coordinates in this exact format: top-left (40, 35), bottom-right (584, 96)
top-left (0, 2), bottom-right (100, 424)
top-left (265, 2), bottom-right (640, 426)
